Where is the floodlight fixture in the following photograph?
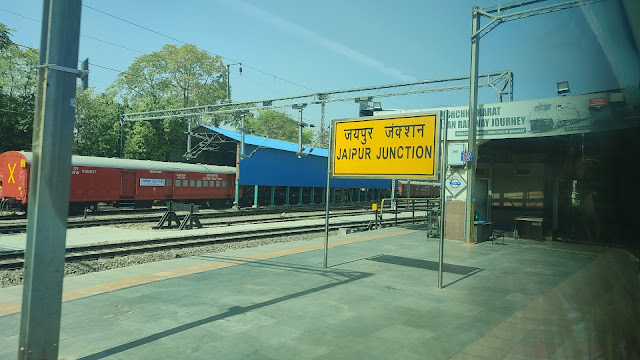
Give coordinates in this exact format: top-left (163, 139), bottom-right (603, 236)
top-left (557, 81), bottom-right (570, 96)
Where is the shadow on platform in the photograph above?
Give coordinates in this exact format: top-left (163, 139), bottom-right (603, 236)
top-left (367, 254), bottom-right (483, 288)
top-left (77, 258), bottom-right (372, 360)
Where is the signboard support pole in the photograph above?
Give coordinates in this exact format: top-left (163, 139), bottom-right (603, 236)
top-left (438, 111), bottom-right (449, 289)
top-left (323, 125), bottom-right (333, 269)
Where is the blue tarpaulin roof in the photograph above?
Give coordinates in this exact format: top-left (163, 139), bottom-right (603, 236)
top-left (200, 126), bottom-right (390, 189)
top-left (202, 126), bottom-right (327, 157)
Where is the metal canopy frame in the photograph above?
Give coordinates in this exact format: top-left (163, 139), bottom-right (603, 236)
top-left (464, 0), bottom-right (606, 243)
top-left (474, 0), bottom-right (605, 39)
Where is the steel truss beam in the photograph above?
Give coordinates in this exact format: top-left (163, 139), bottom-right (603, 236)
top-left (120, 71), bottom-right (513, 122)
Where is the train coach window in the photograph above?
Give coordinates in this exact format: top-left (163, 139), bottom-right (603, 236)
top-left (216, 181), bottom-right (220, 187)
top-left (197, 180), bottom-right (202, 188)
top-left (190, 180), bottom-right (195, 187)
top-left (222, 181), bottom-right (228, 187)
top-left (203, 181), bottom-right (208, 187)
top-left (167, 179), bottom-right (172, 187)
top-left (175, 180), bottom-right (181, 187)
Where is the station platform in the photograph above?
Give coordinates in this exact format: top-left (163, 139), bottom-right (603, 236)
top-left (1, 224), bottom-right (639, 359)
top-left (0, 211), bottom-right (415, 252)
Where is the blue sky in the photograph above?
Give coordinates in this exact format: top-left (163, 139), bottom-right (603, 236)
top-left (1, 0), bottom-right (634, 128)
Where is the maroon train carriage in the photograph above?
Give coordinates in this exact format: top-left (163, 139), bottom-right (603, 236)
top-left (0, 151), bottom-right (238, 212)
top-left (397, 180), bottom-right (440, 198)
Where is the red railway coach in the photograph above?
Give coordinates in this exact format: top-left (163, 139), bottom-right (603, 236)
top-left (0, 151), bottom-right (238, 212)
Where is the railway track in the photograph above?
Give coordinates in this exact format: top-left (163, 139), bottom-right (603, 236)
top-left (0, 216), bottom-right (426, 270)
top-left (0, 205), bottom-right (386, 234)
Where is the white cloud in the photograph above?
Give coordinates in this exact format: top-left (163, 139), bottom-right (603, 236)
top-left (219, 0), bottom-right (416, 82)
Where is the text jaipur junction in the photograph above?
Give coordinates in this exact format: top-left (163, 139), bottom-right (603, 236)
top-left (336, 145), bottom-right (433, 160)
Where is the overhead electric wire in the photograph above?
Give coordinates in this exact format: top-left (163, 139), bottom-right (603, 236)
top-left (81, 4), bottom-right (316, 93)
top-left (1, 7), bottom-right (147, 54)
top-left (3, 6), bottom-right (367, 126)
top-left (3, 6), bottom-right (314, 101)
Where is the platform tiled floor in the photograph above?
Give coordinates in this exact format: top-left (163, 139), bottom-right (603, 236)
top-left (1, 225), bottom-right (639, 359)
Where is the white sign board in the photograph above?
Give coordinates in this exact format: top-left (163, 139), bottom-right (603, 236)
top-left (445, 172), bottom-right (466, 197)
top-left (140, 178), bottom-right (166, 187)
top-left (375, 89), bottom-right (639, 141)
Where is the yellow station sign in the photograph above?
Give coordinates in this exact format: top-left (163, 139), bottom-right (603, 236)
top-left (332, 113), bottom-right (439, 179)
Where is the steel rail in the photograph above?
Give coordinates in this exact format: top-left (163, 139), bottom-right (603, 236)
top-left (0, 216), bottom-right (426, 270)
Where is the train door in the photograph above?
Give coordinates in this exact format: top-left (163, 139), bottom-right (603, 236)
top-left (226, 177), bottom-right (233, 198)
top-left (121, 170), bottom-right (136, 198)
top-left (166, 172), bottom-right (174, 198)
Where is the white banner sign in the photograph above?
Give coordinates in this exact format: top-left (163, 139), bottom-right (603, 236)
top-left (140, 178), bottom-right (165, 187)
top-left (378, 89), bottom-right (638, 141)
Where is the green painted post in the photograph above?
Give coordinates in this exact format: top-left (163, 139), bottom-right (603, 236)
top-left (311, 188), bottom-right (315, 204)
top-left (270, 186), bottom-right (275, 206)
top-left (299, 187), bottom-right (303, 205)
top-left (253, 185), bottom-right (259, 207)
top-left (285, 186), bottom-right (290, 206)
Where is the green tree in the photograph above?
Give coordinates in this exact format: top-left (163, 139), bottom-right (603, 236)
top-left (0, 92), bottom-right (35, 153)
top-left (74, 88), bottom-right (124, 157)
top-left (112, 44), bottom-right (226, 109)
top-left (112, 44), bottom-right (227, 160)
top-left (0, 23), bottom-right (36, 153)
top-left (0, 24), bottom-right (12, 51)
top-left (246, 110), bottom-right (313, 144)
top-left (0, 25), bottom-right (38, 98)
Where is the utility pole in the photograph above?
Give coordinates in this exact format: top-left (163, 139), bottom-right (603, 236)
top-left (226, 62), bottom-right (242, 102)
top-left (18, 0), bottom-right (83, 359)
top-left (320, 102), bottom-right (326, 147)
top-left (465, 7), bottom-right (481, 243)
top-left (293, 104), bottom-right (308, 157)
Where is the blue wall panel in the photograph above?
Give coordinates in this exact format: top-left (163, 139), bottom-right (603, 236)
top-left (239, 145), bottom-right (390, 189)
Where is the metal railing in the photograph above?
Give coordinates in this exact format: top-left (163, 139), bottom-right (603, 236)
top-left (378, 197), bottom-right (440, 227)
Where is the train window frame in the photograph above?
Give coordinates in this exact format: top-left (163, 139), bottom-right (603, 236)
top-left (216, 181), bottom-right (221, 187)
top-left (167, 179), bottom-right (172, 187)
top-left (190, 180), bottom-right (195, 187)
top-left (222, 181), bottom-right (228, 188)
top-left (197, 180), bottom-right (202, 188)
top-left (175, 180), bottom-right (181, 187)
top-left (203, 181), bottom-right (208, 187)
